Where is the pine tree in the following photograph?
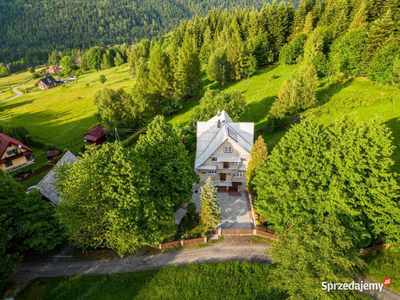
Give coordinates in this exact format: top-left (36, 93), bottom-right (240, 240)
top-left (199, 26), bottom-right (213, 65)
top-left (200, 177), bottom-right (222, 231)
top-left (349, 1), bottom-right (369, 31)
top-left (246, 135), bottom-right (268, 195)
top-left (102, 53), bottom-right (110, 69)
top-left (303, 12), bottom-right (315, 35)
top-left (175, 32), bottom-right (201, 97)
top-left (363, 8), bottom-right (396, 69)
top-left (270, 63), bottom-right (318, 118)
top-left (291, 0), bottom-right (307, 39)
top-left (114, 52), bottom-right (124, 66)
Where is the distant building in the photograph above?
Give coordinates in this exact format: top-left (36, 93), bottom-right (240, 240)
top-left (45, 150), bottom-right (61, 160)
top-left (195, 111), bottom-right (254, 193)
top-left (38, 76), bottom-right (60, 90)
top-left (26, 64), bottom-right (36, 70)
top-left (36, 151), bottom-right (79, 205)
top-left (45, 65), bottom-right (61, 73)
top-left (0, 133), bottom-right (34, 173)
top-left (84, 125), bottom-right (107, 145)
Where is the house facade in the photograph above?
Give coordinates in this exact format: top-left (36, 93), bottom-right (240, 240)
top-left (195, 111), bottom-right (254, 192)
top-left (45, 65), bottom-right (61, 73)
top-left (38, 76), bottom-right (60, 90)
top-left (0, 133), bottom-right (34, 173)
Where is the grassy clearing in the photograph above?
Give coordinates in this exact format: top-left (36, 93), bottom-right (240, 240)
top-left (16, 262), bottom-right (285, 300)
top-left (363, 249), bottom-right (400, 292)
top-left (0, 71), bottom-right (34, 100)
top-left (0, 64), bottom-right (132, 148)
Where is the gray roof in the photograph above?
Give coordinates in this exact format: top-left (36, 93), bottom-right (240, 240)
top-left (37, 151), bottom-right (79, 206)
top-left (195, 111), bottom-right (254, 169)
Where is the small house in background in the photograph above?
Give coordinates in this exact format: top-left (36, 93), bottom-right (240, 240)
top-left (38, 76), bottom-right (60, 90)
top-left (45, 150), bottom-right (61, 160)
top-left (37, 151), bottom-right (79, 206)
top-left (84, 125), bottom-right (107, 145)
top-left (45, 65), bottom-right (61, 73)
top-left (0, 133), bottom-right (34, 172)
top-left (26, 64), bottom-right (36, 70)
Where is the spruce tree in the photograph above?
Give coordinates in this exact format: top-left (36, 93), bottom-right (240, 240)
top-left (114, 52), bottom-right (124, 66)
top-left (270, 63), bottom-right (318, 118)
top-left (200, 177), bottom-right (222, 231)
top-left (246, 135), bottom-right (268, 195)
top-left (175, 32), bottom-right (201, 97)
top-left (363, 8), bottom-right (396, 69)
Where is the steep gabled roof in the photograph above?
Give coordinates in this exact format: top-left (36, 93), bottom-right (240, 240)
top-left (36, 151), bottom-right (79, 206)
top-left (195, 111), bottom-right (254, 169)
top-left (0, 133), bottom-right (33, 158)
top-left (38, 76), bottom-right (58, 86)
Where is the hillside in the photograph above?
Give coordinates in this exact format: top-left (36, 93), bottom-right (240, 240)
top-left (3, 63), bottom-right (400, 172)
top-left (0, 0), bottom-right (274, 62)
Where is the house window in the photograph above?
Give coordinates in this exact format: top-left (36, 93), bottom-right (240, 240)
top-left (211, 157), bottom-right (217, 162)
top-left (209, 171), bottom-right (217, 175)
top-left (234, 172), bottom-right (244, 178)
top-left (6, 148), bottom-right (18, 156)
top-left (232, 161), bottom-right (242, 165)
top-left (5, 161), bottom-right (13, 168)
top-left (224, 146), bottom-right (233, 153)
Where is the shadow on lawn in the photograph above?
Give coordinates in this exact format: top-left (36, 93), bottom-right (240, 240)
top-left (243, 95), bottom-right (276, 125)
top-left (0, 99), bottom-right (34, 112)
top-left (316, 78), bottom-right (354, 106)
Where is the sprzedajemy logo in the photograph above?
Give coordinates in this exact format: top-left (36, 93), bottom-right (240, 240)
top-left (322, 281), bottom-right (384, 293)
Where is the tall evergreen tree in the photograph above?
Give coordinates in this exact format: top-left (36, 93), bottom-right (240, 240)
top-left (200, 177), bottom-right (222, 231)
top-left (175, 32), bottom-right (201, 97)
top-left (246, 135), bottom-right (268, 195)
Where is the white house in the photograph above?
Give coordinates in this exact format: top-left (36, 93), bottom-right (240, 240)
top-left (195, 110), bottom-right (254, 192)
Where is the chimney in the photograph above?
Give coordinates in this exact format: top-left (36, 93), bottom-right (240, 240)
top-left (217, 110), bottom-right (221, 116)
top-left (217, 119), bottom-right (221, 128)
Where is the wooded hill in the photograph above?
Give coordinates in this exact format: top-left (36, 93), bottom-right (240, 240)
top-left (0, 0), bottom-right (283, 62)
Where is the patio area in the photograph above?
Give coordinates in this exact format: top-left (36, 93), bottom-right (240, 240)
top-left (190, 191), bottom-right (253, 229)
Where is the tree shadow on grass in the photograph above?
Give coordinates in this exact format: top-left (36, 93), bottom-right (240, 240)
top-left (0, 100), bottom-right (34, 112)
top-left (243, 96), bottom-right (276, 126)
top-left (316, 78), bottom-right (354, 106)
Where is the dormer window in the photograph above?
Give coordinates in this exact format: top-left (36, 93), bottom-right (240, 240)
top-left (6, 148), bottom-right (18, 156)
top-left (224, 146), bottom-right (232, 153)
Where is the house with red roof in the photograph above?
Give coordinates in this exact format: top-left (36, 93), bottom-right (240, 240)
top-left (0, 133), bottom-right (34, 173)
top-left (45, 65), bottom-right (61, 73)
top-left (84, 125), bottom-right (107, 145)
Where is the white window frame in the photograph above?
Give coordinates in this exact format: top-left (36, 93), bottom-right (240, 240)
top-left (224, 146), bottom-right (233, 153)
top-left (234, 172), bottom-right (244, 178)
top-left (211, 157), bottom-right (217, 162)
top-left (209, 171), bottom-right (217, 175)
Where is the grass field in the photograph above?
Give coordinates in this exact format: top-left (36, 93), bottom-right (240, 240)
top-left (2, 63), bottom-right (400, 171)
top-left (363, 249), bottom-right (400, 292)
top-left (0, 64), bottom-right (132, 148)
top-left (16, 262), bottom-right (286, 300)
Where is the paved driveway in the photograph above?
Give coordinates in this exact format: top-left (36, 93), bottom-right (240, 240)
top-left (190, 191), bottom-right (253, 229)
top-left (218, 192), bottom-right (253, 229)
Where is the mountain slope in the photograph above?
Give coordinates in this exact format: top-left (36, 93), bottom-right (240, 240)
top-left (0, 0), bottom-right (278, 62)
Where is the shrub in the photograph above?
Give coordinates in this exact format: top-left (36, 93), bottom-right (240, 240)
top-left (187, 202), bottom-right (196, 215)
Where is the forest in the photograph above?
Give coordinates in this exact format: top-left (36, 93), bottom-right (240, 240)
top-left (0, 0), bottom-right (286, 63)
top-left (1, 0), bottom-right (400, 299)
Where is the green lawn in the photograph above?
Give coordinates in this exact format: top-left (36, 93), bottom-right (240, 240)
top-left (2, 63), bottom-right (400, 171)
top-left (363, 249), bottom-right (400, 292)
top-left (0, 64), bottom-right (132, 148)
top-left (16, 262), bottom-right (286, 300)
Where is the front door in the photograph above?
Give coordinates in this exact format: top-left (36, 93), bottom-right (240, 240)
top-left (229, 185), bottom-right (239, 192)
top-left (223, 162), bottom-right (229, 169)
top-left (220, 173), bottom-right (226, 181)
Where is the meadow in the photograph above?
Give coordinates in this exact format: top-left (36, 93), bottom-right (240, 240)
top-left (0, 64), bottom-right (132, 149)
top-left (2, 62), bottom-right (400, 173)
